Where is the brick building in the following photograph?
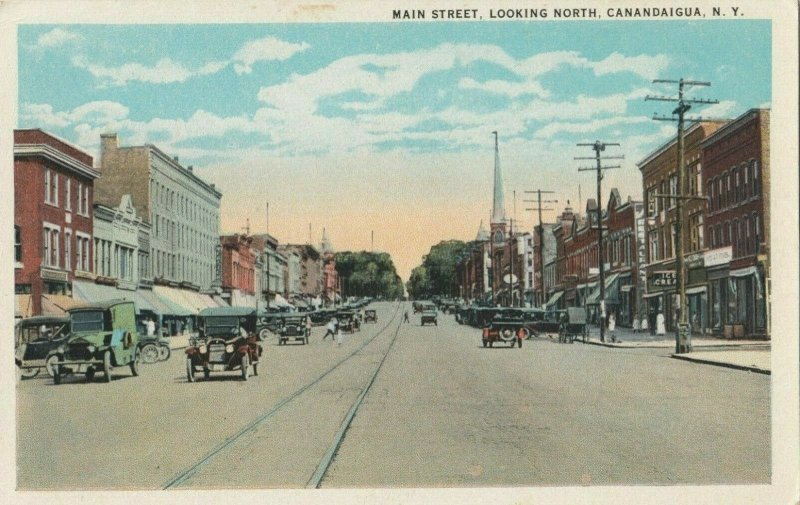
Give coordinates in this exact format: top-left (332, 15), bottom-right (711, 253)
top-left (97, 133), bottom-right (221, 291)
top-left (701, 108), bottom-right (770, 338)
top-left (281, 244), bottom-right (322, 298)
top-left (219, 234), bottom-right (259, 306)
top-left (638, 121), bottom-right (722, 334)
top-left (14, 129), bottom-right (100, 316)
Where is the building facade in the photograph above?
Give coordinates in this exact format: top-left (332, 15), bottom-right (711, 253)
top-left (14, 129), bottom-right (99, 316)
top-left (97, 133), bottom-right (221, 291)
top-left (92, 194), bottom-right (151, 291)
top-left (701, 108), bottom-right (770, 338)
top-left (638, 121), bottom-right (722, 334)
top-left (281, 244), bottom-right (322, 298)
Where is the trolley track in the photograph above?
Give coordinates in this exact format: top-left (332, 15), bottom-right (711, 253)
top-left (162, 302), bottom-right (403, 489)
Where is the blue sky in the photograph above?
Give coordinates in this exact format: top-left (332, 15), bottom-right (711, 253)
top-left (17, 21), bottom-right (771, 280)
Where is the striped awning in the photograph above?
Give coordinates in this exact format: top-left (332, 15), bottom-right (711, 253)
top-left (41, 294), bottom-right (85, 315)
top-left (152, 286), bottom-right (194, 316)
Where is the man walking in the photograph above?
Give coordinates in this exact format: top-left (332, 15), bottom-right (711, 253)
top-left (403, 310), bottom-right (410, 323)
top-left (322, 316), bottom-right (338, 341)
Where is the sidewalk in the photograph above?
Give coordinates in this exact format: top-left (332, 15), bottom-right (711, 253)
top-left (570, 326), bottom-right (771, 374)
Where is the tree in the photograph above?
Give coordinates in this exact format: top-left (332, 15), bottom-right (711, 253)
top-left (406, 240), bottom-right (470, 299)
top-left (335, 251), bottom-right (405, 300)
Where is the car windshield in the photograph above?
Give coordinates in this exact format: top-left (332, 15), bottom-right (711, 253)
top-left (204, 316), bottom-right (239, 336)
top-left (71, 311), bottom-right (105, 333)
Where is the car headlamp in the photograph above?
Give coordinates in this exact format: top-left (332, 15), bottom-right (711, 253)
top-left (199, 344), bottom-right (207, 354)
top-left (87, 345), bottom-right (96, 355)
top-left (226, 344), bottom-right (234, 353)
top-left (57, 345), bottom-right (65, 354)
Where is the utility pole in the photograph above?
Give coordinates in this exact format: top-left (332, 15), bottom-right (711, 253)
top-left (265, 203), bottom-right (270, 311)
top-left (576, 141), bottom-right (623, 342)
top-left (646, 78), bottom-right (721, 354)
top-left (524, 190), bottom-right (557, 307)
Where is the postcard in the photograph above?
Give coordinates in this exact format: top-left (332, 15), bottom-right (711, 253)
top-left (1, 1), bottom-right (797, 504)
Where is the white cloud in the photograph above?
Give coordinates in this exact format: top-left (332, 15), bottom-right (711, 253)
top-left (69, 101), bottom-right (130, 123)
top-left (33, 28), bottom-right (80, 49)
top-left (534, 116), bottom-right (652, 139)
top-left (232, 36), bottom-right (310, 74)
top-left (72, 55), bottom-right (227, 86)
top-left (592, 52), bottom-right (669, 80)
top-left (20, 103), bottom-right (71, 128)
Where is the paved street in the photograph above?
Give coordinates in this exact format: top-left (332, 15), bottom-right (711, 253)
top-left (16, 302), bottom-right (770, 489)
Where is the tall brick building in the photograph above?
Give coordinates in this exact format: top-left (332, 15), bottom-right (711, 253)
top-left (14, 129), bottom-right (100, 316)
top-left (701, 108), bottom-right (770, 338)
top-left (97, 133), bottom-right (221, 291)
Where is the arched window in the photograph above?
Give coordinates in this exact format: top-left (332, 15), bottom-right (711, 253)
top-left (707, 179), bottom-right (714, 211)
top-left (751, 159), bottom-right (760, 198)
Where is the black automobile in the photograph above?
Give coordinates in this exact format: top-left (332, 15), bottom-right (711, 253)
top-left (15, 315), bottom-right (71, 379)
top-left (277, 315), bottom-right (310, 345)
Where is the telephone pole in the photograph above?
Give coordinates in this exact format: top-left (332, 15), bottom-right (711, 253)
top-left (646, 78), bottom-right (721, 354)
top-left (576, 141), bottom-right (623, 342)
top-left (524, 190), bottom-right (557, 307)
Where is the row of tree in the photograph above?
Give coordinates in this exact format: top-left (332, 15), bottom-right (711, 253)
top-left (406, 240), bottom-right (471, 300)
top-left (335, 251), bottom-right (405, 300)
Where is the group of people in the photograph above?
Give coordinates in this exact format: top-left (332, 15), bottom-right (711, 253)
top-left (322, 316), bottom-right (346, 345)
top-left (631, 312), bottom-right (667, 335)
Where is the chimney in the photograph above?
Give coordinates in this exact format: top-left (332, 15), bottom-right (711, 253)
top-left (100, 133), bottom-right (118, 156)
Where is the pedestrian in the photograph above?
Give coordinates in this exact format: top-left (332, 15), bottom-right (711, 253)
top-left (146, 317), bottom-right (156, 337)
top-left (656, 312), bottom-right (666, 336)
top-left (322, 317), bottom-right (337, 340)
top-left (632, 313), bottom-right (640, 333)
top-left (640, 315), bottom-right (648, 334)
top-left (403, 311), bottom-right (410, 323)
top-left (336, 324), bottom-right (344, 346)
top-left (305, 315), bottom-right (312, 339)
top-left (608, 313), bottom-right (616, 342)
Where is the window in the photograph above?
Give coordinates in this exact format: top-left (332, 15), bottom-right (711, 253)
top-left (75, 234), bottom-right (90, 272)
top-left (717, 178), bottom-right (723, 210)
top-left (743, 163), bottom-right (750, 199)
top-left (732, 219), bottom-right (739, 257)
top-left (751, 160), bottom-right (760, 197)
top-left (707, 179), bottom-right (714, 211)
top-left (64, 231), bottom-right (71, 271)
top-left (734, 168), bottom-right (741, 203)
top-left (670, 223), bottom-right (677, 258)
top-left (82, 185), bottom-right (89, 215)
top-left (44, 169), bottom-right (58, 206)
top-left (710, 226), bottom-right (716, 248)
top-left (43, 225), bottom-right (60, 267)
top-left (65, 179), bottom-right (71, 211)
top-left (668, 173), bottom-right (678, 208)
top-left (14, 226), bottom-right (21, 262)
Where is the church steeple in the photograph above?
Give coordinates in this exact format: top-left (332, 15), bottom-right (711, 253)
top-left (491, 131), bottom-right (506, 225)
top-left (489, 131), bottom-right (507, 245)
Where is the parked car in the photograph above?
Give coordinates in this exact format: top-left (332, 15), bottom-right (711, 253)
top-left (482, 309), bottom-right (524, 348)
top-left (529, 309), bottom-right (566, 336)
top-left (420, 308), bottom-right (438, 326)
top-left (364, 309), bottom-right (377, 323)
top-left (15, 315), bottom-right (70, 379)
top-left (277, 315), bottom-right (310, 345)
top-left (47, 300), bottom-right (142, 384)
top-left (137, 330), bottom-right (171, 364)
top-left (186, 307), bottom-right (262, 381)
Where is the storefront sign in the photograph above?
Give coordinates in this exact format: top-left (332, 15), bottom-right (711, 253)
top-left (704, 246), bottom-right (732, 268)
top-left (652, 270), bottom-right (677, 287)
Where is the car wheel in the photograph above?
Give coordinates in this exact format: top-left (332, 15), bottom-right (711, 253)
top-left (53, 365), bottom-right (62, 385)
top-left (20, 367), bottom-right (39, 380)
top-left (85, 366), bottom-right (95, 382)
top-left (130, 350), bottom-right (141, 376)
top-left (45, 354), bottom-right (60, 377)
top-left (158, 344), bottom-right (171, 362)
top-left (141, 343), bottom-right (159, 364)
top-left (259, 329), bottom-right (270, 340)
top-left (103, 350), bottom-right (113, 382)
top-left (186, 358), bottom-right (195, 383)
top-left (240, 353), bottom-right (250, 381)
top-left (520, 328), bottom-right (530, 339)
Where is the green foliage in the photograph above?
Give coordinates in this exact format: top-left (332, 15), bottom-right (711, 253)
top-left (406, 240), bottom-right (470, 299)
top-left (335, 251), bottom-right (404, 299)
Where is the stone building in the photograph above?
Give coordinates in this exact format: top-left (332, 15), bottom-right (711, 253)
top-left (701, 108), bottom-right (770, 338)
top-left (252, 233), bottom-right (289, 308)
top-left (96, 133), bottom-right (221, 291)
top-left (14, 129), bottom-right (99, 316)
top-left (92, 195), bottom-right (151, 291)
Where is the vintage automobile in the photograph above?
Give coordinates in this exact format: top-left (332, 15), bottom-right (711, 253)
top-left (559, 307), bottom-right (588, 343)
top-left (309, 308), bottom-right (335, 326)
top-left (137, 330), bottom-right (172, 364)
top-left (15, 315), bottom-right (70, 379)
top-left (337, 311), bottom-right (360, 333)
top-left (420, 307), bottom-right (438, 326)
top-left (186, 306), bottom-right (262, 381)
top-left (529, 309), bottom-right (566, 336)
top-left (481, 309), bottom-right (525, 348)
top-left (47, 300), bottom-right (142, 384)
top-left (277, 315), bottom-right (310, 345)
top-left (363, 309), bottom-right (377, 323)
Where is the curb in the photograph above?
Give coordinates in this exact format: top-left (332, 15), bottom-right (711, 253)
top-left (581, 339), bottom-right (770, 350)
top-left (669, 354), bottom-right (770, 375)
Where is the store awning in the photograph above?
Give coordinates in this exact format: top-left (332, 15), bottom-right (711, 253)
top-left (152, 286), bottom-right (194, 316)
top-left (212, 294), bottom-right (228, 307)
top-left (230, 289), bottom-right (257, 309)
top-left (41, 294), bottom-right (85, 316)
top-left (15, 294), bottom-right (33, 319)
top-left (642, 291), bottom-right (664, 299)
top-left (73, 280), bottom-right (143, 312)
top-left (272, 294), bottom-right (294, 308)
top-left (137, 288), bottom-right (175, 316)
top-left (545, 291), bottom-right (564, 308)
top-left (585, 273), bottom-right (620, 305)
top-left (685, 286), bottom-right (707, 295)
top-left (730, 266), bottom-right (757, 278)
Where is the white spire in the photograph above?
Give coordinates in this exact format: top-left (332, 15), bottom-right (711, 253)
top-left (476, 220), bottom-right (489, 241)
top-left (491, 131), bottom-right (506, 224)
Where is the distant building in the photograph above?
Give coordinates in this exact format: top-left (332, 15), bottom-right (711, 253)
top-left (14, 129), bottom-right (100, 316)
top-left (281, 244), bottom-right (322, 298)
top-left (319, 229), bottom-right (340, 305)
top-left (92, 194), bottom-right (152, 291)
top-left (97, 133), bottom-right (221, 291)
top-left (219, 234), bottom-right (259, 307)
top-left (253, 233), bottom-right (289, 307)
